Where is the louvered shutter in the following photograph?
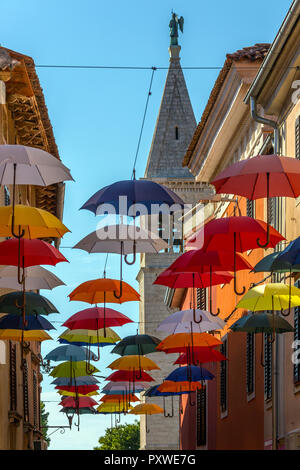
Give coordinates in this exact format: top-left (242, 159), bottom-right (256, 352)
top-left (9, 342), bottom-right (17, 411)
top-left (294, 282), bottom-right (300, 383)
top-left (296, 116), bottom-right (300, 160)
top-left (220, 340), bottom-right (227, 412)
top-left (246, 333), bottom-right (255, 394)
top-left (246, 199), bottom-right (255, 218)
top-left (23, 361), bottom-right (29, 422)
top-left (196, 388), bottom-right (206, 446)
top-left (33, 371), bottom-right (38, 428)
top-left (196, 288), bottom-right (206, 310)
top-left (264, 334), bottom-right (272, 400)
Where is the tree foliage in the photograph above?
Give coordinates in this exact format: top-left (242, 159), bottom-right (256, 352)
top-left (94, 421), bottom-right (140, 450)
top-left (40, 401), bottom-right (51, 447)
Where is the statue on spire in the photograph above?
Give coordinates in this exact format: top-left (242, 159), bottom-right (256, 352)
top-left (169, 12), bottom-right (184, 46)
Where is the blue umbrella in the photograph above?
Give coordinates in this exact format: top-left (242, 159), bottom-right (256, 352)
top-left (60, 407), bottom-right (97, 415)
top-left (80, 179), bottom-right (185, 216)
top-left (45, 345), bottom-right (98, 362)
top-left (272, 236), bottom-right (300, 271)
top-left (0, 314), bottom-right (55, 330)
top-left (0, 291), bottom-right (58, 316)
top-left (144, 384), bottom-right (188, 397)
top-left (165, 365), bottom-right (215, 382)
top-left (51, 376), bottom-right (100, 386)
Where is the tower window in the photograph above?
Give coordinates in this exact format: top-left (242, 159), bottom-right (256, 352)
top-left (175, 126), bottom-right (179, 140)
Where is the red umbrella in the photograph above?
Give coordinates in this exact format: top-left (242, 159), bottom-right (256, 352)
top-left (63, 307), bottom-right (133, 330)
top-left (106, 370), bottom-right (154, 382)
top-left (174, 347), bottom-right (227, 365)
top-left (59, 396), bottom-right (98, 408)
top-left (154, 269), bottom-right (233, 289)
top-left (55, 385), bottom-right (99, 394)
top-left (166, 249), bottom-right (253, 316)
top-left (211, 154), bottom-right (300, 247)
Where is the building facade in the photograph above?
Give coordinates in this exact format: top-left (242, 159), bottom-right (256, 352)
top-left (0, 47), bottom-right (65, 450)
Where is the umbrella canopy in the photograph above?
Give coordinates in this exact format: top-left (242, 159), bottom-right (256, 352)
top-left (106, 370), bottom-right (154, 382)
top-left (100, 394), bottom-right (139, 403)
top-left (251, 252), bottom-right (284, 273)
top-left (271, 236), bottom-right (300, 271)
top-left (62, 308), bottom-right (132, 330)
top-left (211, 154), bottom-right (300, 200)
top-left (144, 385), bottom-right (187, 397)
top-left (60, 396), bottom-right (98, 408)
top-left (0, 265), bottom-right (65, 291)
top-left (154, 269), bottom-right (233, 289)
top-left (174, 348), bottom-right (227, 365)
top-left (73, 225), bottom-right (168, 254)
top-left (186, 216), bottom-right (284, 251)
top-left (80, 179), bottom-right (184, 215)
top-left (236, 283), bottom-right (300, 311)
top-left (0, 144), bottom-right (73, 185)
top-left (0, 329), bottom-right (52, 342)
top-left (164, 365), bottom-right (215, 382)
top-left (57, 390), bottom-right (99, 398)
top-left (45, 345), bottom-right (98, 362)
top-left (58, 328), bottom-right (120, 346)
top-left (0, 238), bottom-right (68, 268)
top-left (60, 407), bottom-right (96, 415)
top-left (0, 204), bottom-right (69, 239)
top-left (68, 278), bottom-right (140, 304)
top-left (107, 355), bottom-right (160, 371)
top-left (157, 381), bottom-right (203, 393)
top-left (157, 332), bottom-right (222, 354)
top-left (157, 309), bottom-right (225, 334)
top-left (97, 403), bottom-right (133, 413)
top-left (50, 361), bottom-right (100, 378)
top-left (230, 312), bottom-right (294, 334)
top-left (0, 291), bottom-right (58, 316)
top-left (0, 314), bottom-right (55, 331)
top-left (111, 334), bottom-right (161, 356)
top-left (51, 376), bottom-right (99, 386)
top-left (101, 382), bottom-right (148, 393)
top-left (56, 384), bottom-right (99, 394)
top-left (129, 403), bottom-right (164, 415)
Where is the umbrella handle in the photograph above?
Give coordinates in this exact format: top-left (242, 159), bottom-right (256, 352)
top-left (281, 273), bottom-right (292, 317)
top-left (124, 240), bottom-right (136, 265)
top-left (260, 333), bottom-right (265, 367)
top-left (257, 174), bottom-right (270, 248)
top-left (135, 367), bottom-right (142, 380)
top-left (11, 164), bottom-right (25, 239)
top-left (114, 242), bottom-right (123, 299)
top-left (188, 391), bottom-right (196, 407)
top-left (280, 307), bottom-right (290, 317)
top-left (163, 396), bottom-right (174, 418)
top-left (113, 279), bottom-right (123, 300)
top-left (233, 272), bottom-right (246, 296)
top-left (209, 268), bottom-right (221, 316)
top-left (146, 414), bottom-right (150, 433)
top-left (209, 308), bottom-right (221, 317)
top-left (193, 308), bottom-right (202, 324)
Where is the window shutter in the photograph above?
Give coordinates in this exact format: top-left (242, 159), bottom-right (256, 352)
top-left (264, 334), bottom-right (272, 400)
top-left (197, 288), bottom-right (206, 310)
top-left (9, 342), bottom-right (17, 411)
top-left (23, 361), bottom-right (29, 422)
top-left (296, 116), bottom-right (300, 160)
top-left (246, 333), bottom-right (255, 394)
top-left (196, 388), bottom-right (206, 446)
top-left (33, 371), bottom-right (38, 429)
top-left (220, 339), bottom-right (228, 412)
top-left (246, 199), bottom-right (255, 218)
top-left (268, 198), bottom-right (276, 227)
top-left (4, 186), bottom-right (10, 206)
top-left (294, 282), bottom-right (300, 383)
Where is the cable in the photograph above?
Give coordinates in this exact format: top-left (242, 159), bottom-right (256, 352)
top-left (35, 64), bottom-right (300, 71)
top-left (131, 67), bottom-right (156, 179)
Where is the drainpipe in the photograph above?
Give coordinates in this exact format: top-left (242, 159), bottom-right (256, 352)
top-left (250, 96), bottom-right (279, 153)
top-left (250, 95), bottom-right (280, 451)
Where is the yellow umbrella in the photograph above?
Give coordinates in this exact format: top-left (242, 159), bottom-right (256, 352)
top-left (0, 329), bottom-right (52, 342)
top-left (129, 403), bottom-right (164, 415)
top-left (59, 328), bottom-right (120, 345)
top-left (0, 204), bottom-right (69, 238)
top-left (97, 402), bottom-right (133, 413)
top-left (107, 355), bottom-right (160, 371)
top-left (57, 390), bottom-right (99, 398)
top-left (236, 283), bottom-right (300, 311)
top-left (50, 361), bottom-right (100, 378)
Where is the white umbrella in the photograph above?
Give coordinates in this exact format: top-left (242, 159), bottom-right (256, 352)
top-left (0, 265), bottom-right (65, 291)
top-left (157, 309), bottom-right (226, 335)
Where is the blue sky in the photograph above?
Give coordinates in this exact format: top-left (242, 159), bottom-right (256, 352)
top-left (1, 0), bottom-right (292, 450)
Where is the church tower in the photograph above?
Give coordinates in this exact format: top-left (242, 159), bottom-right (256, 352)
top-left (137, 19), bottom-right (205, 450)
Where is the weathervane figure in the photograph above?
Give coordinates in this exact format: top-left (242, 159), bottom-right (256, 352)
top-left (169, 12), bottom-right (184, 46)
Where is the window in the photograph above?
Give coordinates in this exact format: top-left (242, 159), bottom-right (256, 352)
top-left (264, 334), bottom-right (273, 400)
top-left (220, 339), bottom-right (228, 413)
top-left (246, 333), bottom-right (255, 394)
top-left (196, 388), bottom-right (206, 446)
top-left (196, 288), bottom-right (206, 310)
top-left (33, 371), bottom-right (38, 429)
top-left (23, 361), bottom-right (29, 422)
top-left (246, 199), bottom-right (255, 218)
top-left (4, 186), bottom-right (10, 206)
top-left (296, 116), bottom-right (300, 160)
top-left (294, 295), bottom-right (300, 383)
top-left (175, 126), bottom-right (179, 140)
top-left (9, 342), bottom-right (17, 411)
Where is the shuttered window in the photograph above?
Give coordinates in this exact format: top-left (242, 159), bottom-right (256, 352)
top-left (294, 281), bottom-right (300, 383)
top-left (196, 388), bottom-right (206, 446)
top-left (196, 288), bottom-right (206, 310)
top-left (33, 371), bottom-right (38, 428)
top-left (264, 334), bottom-right (273, 400)
top-left (23, 361), bottom-right (29, 422)
top-left (9, 342), bottom-right (17, 411)
top-left (220, 339), bottom-right (228, 413)
top-left (246, 333), bottom-right (255, 394)
top-left (4, 186), bottom-right (10, 206)
top-left (246, 199), bottom-right (255, 219)
top-left (296, 116), bottom-right (300, 160)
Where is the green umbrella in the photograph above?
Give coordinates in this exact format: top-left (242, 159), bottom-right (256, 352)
top-left (50, 361), bottom-right (100, 378)
top-left (0, 291), bottom-right (58, 316)
top-left (111, 334), bottom-right (161, 356)
top-left (230, 312), bottom-right (294, 334)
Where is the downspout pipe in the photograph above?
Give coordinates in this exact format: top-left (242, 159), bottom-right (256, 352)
top-left (250, 96), bottom-right (279, 154)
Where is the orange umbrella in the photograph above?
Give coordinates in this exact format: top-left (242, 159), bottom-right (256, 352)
top-left (100, 394), bottom-right (140, 403)
top-left (68, 278), bottom-right (140, 304)
top-left (157, 381), bottom-right (203, 393)
top-left (107, 355), bottom-right (160, 371)
top-left (156, 332), bottom-right (222, 354)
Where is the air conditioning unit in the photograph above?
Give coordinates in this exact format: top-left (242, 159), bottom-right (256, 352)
top-left (33, 440), bottom-right (47, 451)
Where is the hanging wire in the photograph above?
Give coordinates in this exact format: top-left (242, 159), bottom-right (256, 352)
top-left (35, 64), bottom-right (300, 71)
top-left (131, 67), bottom-right (156, 179)
top-left (103, 253), bottom-right (109, 278)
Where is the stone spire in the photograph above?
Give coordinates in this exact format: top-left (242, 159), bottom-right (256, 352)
top-left (144, 44), bottom-right (197, 179)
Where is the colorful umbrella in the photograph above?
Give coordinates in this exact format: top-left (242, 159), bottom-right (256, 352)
top-left (236, 283), bottom-right (300, 312)
top-left (154, 269), bottom-right (233, 289)
top-left (97, 402), bottom-right (133, 413)
top-left (68, 277), bottom-right (140, 303)
top-left (60, 407), bottom-right (96, 415)
top-left (59, 396), bottom-right (98, 408)
top-left (211, 154), bottom-right (300, 247)
top-left (58, 328), bottom-right (120, 346)
top-left (45, 345), bottom-right (98, 362)
top-left (100, 394), bottom-right (139, 403)
top-left (230, 312), bottom-right (294, 334)
top-left (156, 332), bottom-right (222, 353)
top-left (50, 361), bottom-right (99, 378)
top-left (107, 355), bottom-right (160, 373)
top-left (52, 376), bottom-right (99, 386)
top-left (0, 329), bottom-right (52, 342)
top-left (0, 314), bottom-right (55, 331)
top-left (56, 384), bottom-right (99, 394)
top-left (101, 382), bottom-right (148, 394)
top-left (165, 365), bottom-right (215, 382)
top-left (57, 390), bottom-right (99, 398)
top-left (157, 309), bottom-right (225, 334)
top-left (106, 370), bottom-right (154, 384)
top-left (174, 347), bottom-right (227, 366)
top-left (63, 307), bottom-right (132, 330)
top-left (129, 403), bottom-right (164, 432)
top-left (0, 291), bottom-right (59, 316)
top-left (111, 334), bottom-right (161, 356)
top-left (157, 381), bottom-right (203, 393)
top-left (0, 265), bottom-right (65, 291)
top-left (144, 385), bottom-right (187, 397)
